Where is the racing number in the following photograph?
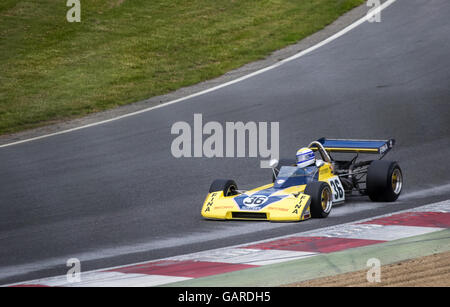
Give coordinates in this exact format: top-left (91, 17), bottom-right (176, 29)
top-left (329, 178), bottom-right (344, 202)
top-left (243, 195), bottom-right (267, 206)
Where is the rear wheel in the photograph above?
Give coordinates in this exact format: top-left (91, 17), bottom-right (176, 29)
top-left (304, 181), bottom-right (333, 218)
top-left (209, 179), bottom-right (238, 196)
top-left (367, 160), bottom-right (403, 202)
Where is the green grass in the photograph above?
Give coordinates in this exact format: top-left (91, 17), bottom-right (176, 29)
top-left (0, 0), bottom-right (364, 134)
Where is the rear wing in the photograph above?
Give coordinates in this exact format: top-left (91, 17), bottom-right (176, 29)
top-left (310, 138), bottom-right (395, 154)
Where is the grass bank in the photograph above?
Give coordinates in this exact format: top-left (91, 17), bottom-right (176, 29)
top-left (0, 0), bottom-right (364, 134)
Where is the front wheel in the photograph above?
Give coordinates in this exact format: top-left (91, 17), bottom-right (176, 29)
top-left (209, 179), bottom-right (238, 196)
top-left (304, 181), bottom-right (333, 218)
top-left (366, 160), bottom-right (403, 202)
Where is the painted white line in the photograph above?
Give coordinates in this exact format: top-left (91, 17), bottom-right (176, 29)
top-left (0, 0), bottom-right (397, 149)
top-left (400, 183), bottom-right (450, 202)
top-left (410, 199), bottom-right (450, 213)
top-left (170, 247), bottom-right (317, 266)
top-left (16, 271), bottom-right (191, 287)
top-left (304, 224), bottom-right (443, 241)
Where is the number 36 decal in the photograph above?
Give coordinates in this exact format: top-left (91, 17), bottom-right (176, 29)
top-left (328, 177), bottom-right (345, 203)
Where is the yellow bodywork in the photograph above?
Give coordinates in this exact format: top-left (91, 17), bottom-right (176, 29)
top-left (201, 163), bottom-right (337, 222)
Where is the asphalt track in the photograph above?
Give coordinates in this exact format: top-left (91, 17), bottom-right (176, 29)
top-left (0, 0), bottom-right (449, 285)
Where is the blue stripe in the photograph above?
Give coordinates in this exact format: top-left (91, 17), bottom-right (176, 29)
top-left (319, 139), bottom-right (387, 149)
top-left (233, 188), bottom-right (287, 210)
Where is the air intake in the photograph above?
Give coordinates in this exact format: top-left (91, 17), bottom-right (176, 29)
top-left (231, 212), bottom-right (267, 220)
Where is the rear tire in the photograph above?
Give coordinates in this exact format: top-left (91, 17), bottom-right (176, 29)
top-left (367, 160), bottom-right (403, 202)
top-left (304, 181), bottom-right (332, 218)
top-left (209, 179), bottom-right (238, 196)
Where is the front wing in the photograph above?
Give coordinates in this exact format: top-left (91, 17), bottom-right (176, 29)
top-left (201, 191), bottom-right (311, 222)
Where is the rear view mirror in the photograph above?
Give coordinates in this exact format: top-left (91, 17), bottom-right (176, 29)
top-left (315, 160), bottom-right (324, 168)
top-left (269, 159), bottom-right (279, 168)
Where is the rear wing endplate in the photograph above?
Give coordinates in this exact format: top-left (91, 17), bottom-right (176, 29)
top-left (310, 138), bottom-right (395, 154)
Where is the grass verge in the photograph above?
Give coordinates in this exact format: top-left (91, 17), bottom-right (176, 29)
top-left (0, 0), bottom-right (364, 134)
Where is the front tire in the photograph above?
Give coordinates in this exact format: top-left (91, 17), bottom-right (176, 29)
top-left (366, 160), bottom-right (403, 202)
top-left (304, 181), bottom-right (333, 218)
top-left (209, 179), bottom-right (238, 196)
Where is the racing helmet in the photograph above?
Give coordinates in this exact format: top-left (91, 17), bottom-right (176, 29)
top-left (296, 148), bottom-right (315, 168)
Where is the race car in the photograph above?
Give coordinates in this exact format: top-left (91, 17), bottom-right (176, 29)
top-left (201, 138), bottom-right (403, 222)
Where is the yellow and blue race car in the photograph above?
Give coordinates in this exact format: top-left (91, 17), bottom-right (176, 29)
top-left (201, 138), bottom-right (403, 222)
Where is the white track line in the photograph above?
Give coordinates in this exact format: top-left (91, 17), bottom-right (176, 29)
top-left (4, 198), bottom-right (448, 287)
top-left (0, 0), bottom-right (397, 149)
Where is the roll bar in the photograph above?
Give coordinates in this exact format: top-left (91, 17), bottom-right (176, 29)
top-left (308, 141), bottom-right (332, 163)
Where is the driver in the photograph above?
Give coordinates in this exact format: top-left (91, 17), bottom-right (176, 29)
top-left (296, 147), bottom-right (316, 168)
